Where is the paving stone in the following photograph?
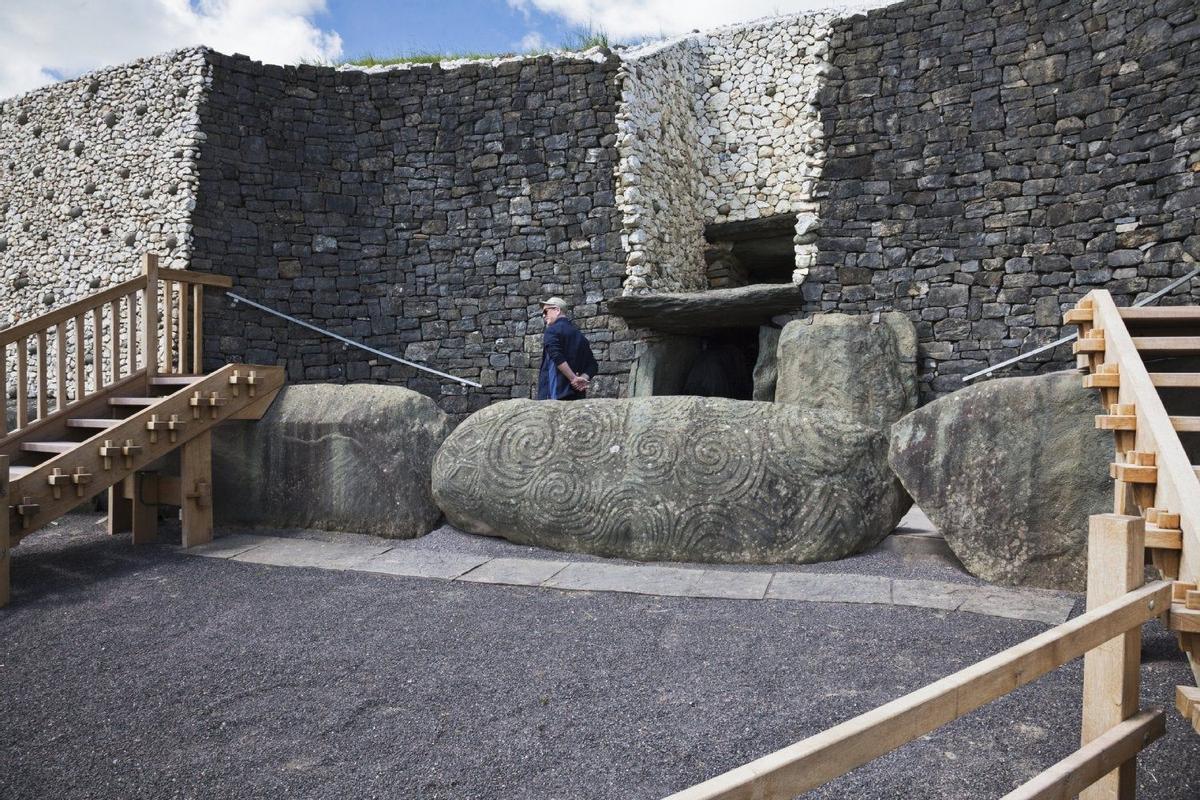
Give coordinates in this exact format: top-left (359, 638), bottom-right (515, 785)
top-left (958, 588), bottom-right (1077, 625)
top-left (686, 570), bottom-right (772, 600)
top-left (456, 557), bottom-right (571, 587)
top-left (543, 562), bottom-right (702, 597)
top-left (231, 538), bottom-right (392, 571)
top-left (186, 534), bottom-right (271, 560)
top-left (892, 579), bottom-right (978, 611)
top-left (766, 572), bottom-right (892, 604)
top-left (356, 551), bottom-right (492, 580)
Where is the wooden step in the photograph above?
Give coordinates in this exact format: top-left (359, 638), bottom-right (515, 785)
top-left (1132, 337), bottom-right (1200, 354)
top-left (66, 418), bottom-right (120, 430)
top-left (149, 375), bottom-right (205, 386)
top-left (1121, 307), bottom-right (1200, 324)
top-left (1149, 373), bottom-right (1200, 388)
top-left (1172, 417), bottom-right (1200, 433)
top-left (9, 465), bottom-right (35, 480)
top-left (20, 441), bottom-right (77, 454)
top-left (108, 396), bottom-right (158, 407)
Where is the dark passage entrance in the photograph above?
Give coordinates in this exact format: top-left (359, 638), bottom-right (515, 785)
top-left (704, 213), bottom-right (798, 287)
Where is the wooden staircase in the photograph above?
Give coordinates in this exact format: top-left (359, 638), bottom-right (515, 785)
top-left (1, 254), bottom-right (283, 607)
top-left (1067, 290), bottom-right (1200, 734)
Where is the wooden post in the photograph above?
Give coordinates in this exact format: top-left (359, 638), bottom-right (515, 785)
top-left (180, 430), bottom-right (212, 548)
top-left (142, 254), bottom-right (159, 379)
top-left (131, 472), bottom-right (158, 545)
top-left (1, 455), bottom-right (9, 608)
top-left (107, 477), bottom-right (133, 536)
top-left (1080, 513), bottom-right (1145, 800)
top-left (192, 283), bottom-right (204, 375)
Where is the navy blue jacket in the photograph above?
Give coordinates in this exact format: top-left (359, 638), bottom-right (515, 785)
top-left (538, 316), bottom-right (598, 400)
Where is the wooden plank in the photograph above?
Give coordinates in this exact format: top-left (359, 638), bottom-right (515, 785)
top-left (91, 306), bottom-right (103, 390)
top-left (162, 281), bottom-right (174, 374)
top-left (131, 472), bottom-right (158, 545)
top-left (660, 581), bottom-right (1171, 800)
top-left (55, 324), bottom-right (67, 413)
top-left (73, 315), bottom-right (85, 404)
top-left (1065, 308), bottom-right (1094, 324)
top-left (1085, 373), bottom-right (1121, 389)
top-left (1146, 527), bottom-right (1183, 550)
top-left (109, 300), bottom-right (121, 383)
top-left (1097, 414), bottom-right (1136, 431)
top-left (1169, 604), bottom-right (1200, 633)
top-left (157, 267), bottom-right (233, 289)
top-left (1120, 306), bottom-right (1200, 323)
top-left (1075, 338), bottom-right (1106, 354)
top-left (1171, 416), bottom-right (1200, 433)
top-left (1080, 515), bottom-right (1145, 800)
top-left (1131, 336), bottom-right (1200, 353)
top-left (36, 330), bottom-right (48, 420)
top-left (0, 371), bottom-right (147, 460)
top-left (0, 276), bottom-right (145, 348)
top-left (178, 281), bottom-right (189, 374)
top-left (15, 337), bottom-right (28, 429)
top-left (180, 430), bottom-right (212, 548)
top-left (1149, 373), bottom-right (1200, 388)
top-left (7, 364), bottom-right (283, 542)
top-left (1, 454), bottom-right (9, 608)
top-left (192, 284), bottom-right (203, 374)
top-left (126, 292), bottom-right (138, 376)
top-left (1002, 710), bottom-right (1164, 800)
top-left (1109, 463), bottom-right (1156, 483)
top-left (1177, 685), bottom-right (1200, 719)
top-left (0, 345), bottom-right (7, 437)
top-left (142, 254), bottom-right (159, 379)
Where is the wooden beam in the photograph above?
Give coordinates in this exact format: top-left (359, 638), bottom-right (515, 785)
top-left (142, 254), bottom-right (159, 379)
top-left (1, 455), bottom-right (9, 608)
top-left (156, 267), bottom-right (233, 289)
top-left (107, 476), bottom-right (132, 536)
top-left (180, 431), bottom-right (212, 548)
top-left (1080, 515), bottom-right (1145, 800)
top-left (130, 472), bottom-right (158, 545)
top-left (1000, 710), bottom-right (1164, 800)
top-left (1176, 685), bottom-right (1200, 720)
top-left (660, 581), bottom-right (1171, 800)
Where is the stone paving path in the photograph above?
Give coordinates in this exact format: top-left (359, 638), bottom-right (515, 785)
top-left (187, 533), bottom-right (1079, 625)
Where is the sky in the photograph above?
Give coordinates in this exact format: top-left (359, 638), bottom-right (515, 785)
top-left (0, 0), bottom-right (890, 100)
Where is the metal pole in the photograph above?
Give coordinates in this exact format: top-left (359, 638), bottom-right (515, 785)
top-left (961, 266), bottom-right (1200, 383)
top-left (226, 292), bottom-right (483, 388)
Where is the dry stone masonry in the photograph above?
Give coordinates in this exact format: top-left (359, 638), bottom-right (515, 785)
top-left (2, 0), bottom-right (1200, 411)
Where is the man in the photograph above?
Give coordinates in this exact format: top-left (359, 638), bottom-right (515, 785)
top-left (537, 297), bottom-right (598, 401)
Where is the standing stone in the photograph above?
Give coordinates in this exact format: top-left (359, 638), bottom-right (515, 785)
top-left (627, 335), bottom-right (704, 396)
top-left (433, 397), bottom-right (910, 563)
top-left (213, 384), bottom-right (452, 538)
top-left (775, 312), bottom-right (918, 431)
top-left (752, 326), bottom-right (781, 401)
top-left (888, 371), bottom-right (1110, 591)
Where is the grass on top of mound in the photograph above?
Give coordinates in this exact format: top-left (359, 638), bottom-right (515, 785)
top-left (335, 29), bottom-right (617, 68)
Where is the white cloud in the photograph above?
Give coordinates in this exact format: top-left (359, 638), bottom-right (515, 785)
top-left (0, 0), bottom-right (343, 99)
top-left (507, 0), bottom-right (892, 41)
top-left (519, 31), bottom-right (549, 52)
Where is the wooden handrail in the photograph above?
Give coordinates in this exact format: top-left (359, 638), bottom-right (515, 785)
top-left (2, 255), bottom-right (228, 437)
top-left (0, 276), bottom-right (146, 348)
top-left (662, 581), bottom-right (1171, 800)
top-left (1088, 290), bottom-right (1200, 586)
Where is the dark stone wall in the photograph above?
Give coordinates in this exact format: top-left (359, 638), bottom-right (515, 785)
top-left (191, 51), bottom-right (631, 417)
top-left (808, 0), bottom-right (1200, 399)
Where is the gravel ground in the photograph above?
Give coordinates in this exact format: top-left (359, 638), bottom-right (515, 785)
top-left (2, 514), bottom-right (1198, 800)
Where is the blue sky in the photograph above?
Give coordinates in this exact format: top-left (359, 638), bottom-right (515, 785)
top-left (325, 0), bottom-right (582, 59)
top-left (0, 0), bottom-right (888, 99)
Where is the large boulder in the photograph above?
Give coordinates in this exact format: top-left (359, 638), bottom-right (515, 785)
top-left (432, 397), bottom-right (909, 563)
top-left (888, 371), bottom-right (1110, 591)
top-left (214, 384), bottom-right (452, 538)
top-left (775, 312), bottom-right (918, 431)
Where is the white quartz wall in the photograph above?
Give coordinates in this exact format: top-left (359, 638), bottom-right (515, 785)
top-left (0, 49), bottom-right (206, 404)
top-left (616, 13), bottom-right (836, 294)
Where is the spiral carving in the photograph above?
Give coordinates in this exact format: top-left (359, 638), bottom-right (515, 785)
top-left (431, 397), bottom-right (908, 564)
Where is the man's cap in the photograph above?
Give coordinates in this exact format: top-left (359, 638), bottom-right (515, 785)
top-left (540, 296), bottom-right (568, 309)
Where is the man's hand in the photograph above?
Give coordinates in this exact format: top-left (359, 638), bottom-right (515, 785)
top-left (570, 375), bottom-right (589, 392)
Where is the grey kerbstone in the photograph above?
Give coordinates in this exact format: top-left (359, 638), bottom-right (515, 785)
top-left (231, 537), bottom-right (392, 570)
top-left (186, 533), bottom-right (270, 559)
top-left (775, 312), bottom-right (918, 433)
top-left (892, 579), bottom-right (977, 611)
top-left (958, 588), bottom-right (1077, 625)
top-left (889, 371), bottom-right (1109, 591)
top-left (688, 570), bottom-right (772, 600)
top-left (214, 384), bottom-right (452, 539)
top-left (356, 551), bottom-right (491, 580)
top-left (765, 572), bottom-right (891, 604)
top-left (543, 562), bottom-right (701, 596)
top-left (456, 557), bottom-right (571, 586)
top-left (433, 397), bottom-right (909, 564)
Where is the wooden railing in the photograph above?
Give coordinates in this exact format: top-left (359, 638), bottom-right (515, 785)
top-left (1, 254), bottom-right (232, 440)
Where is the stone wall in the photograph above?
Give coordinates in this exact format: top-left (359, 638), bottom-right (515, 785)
top-left (616, 14), bottom-right (836, 294)
top-left (808, 0), bottom-right (1200, 399)
top-left (0, 49), bottom-right (206, 400)
top-left (192, 51), bottom-right (633, 416)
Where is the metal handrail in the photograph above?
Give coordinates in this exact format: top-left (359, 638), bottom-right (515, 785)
top-left (962, 264), bottom-right (1200, 382)
top-left (226, 291), bottom-right (483, 388)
